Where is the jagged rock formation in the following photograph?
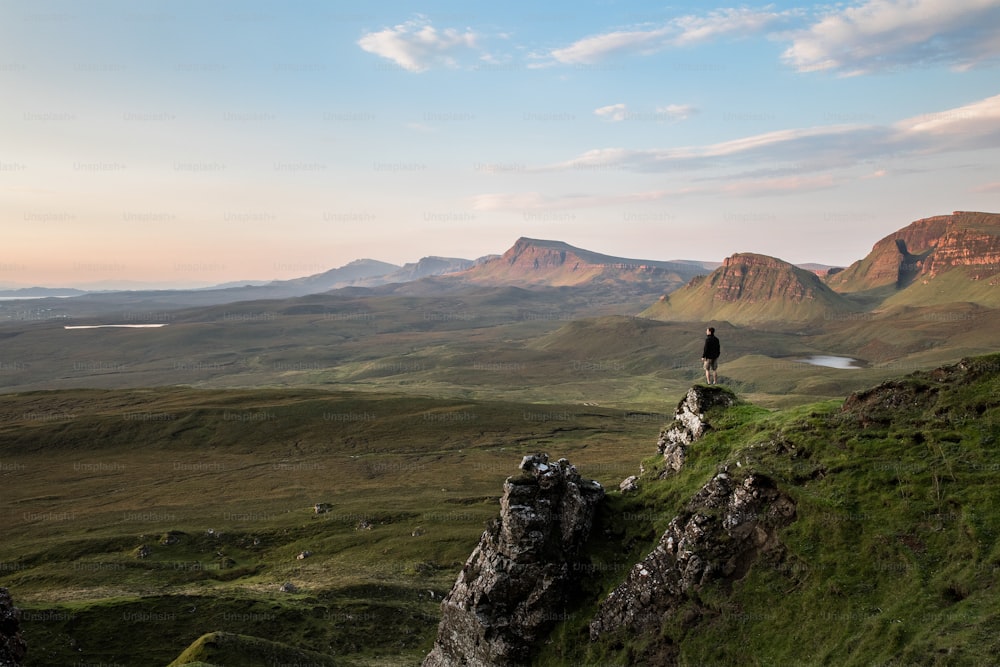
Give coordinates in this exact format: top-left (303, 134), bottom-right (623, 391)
top-left (0, 588), bottom-right (27, 667)
top-left (589, 473), bottom-right (796, 654)
top-left (643, 252), bottom-right (857, 323)
top-left (657, 386), bottom-right (737, 476)
top-left (423, 454), bottom-right (605, 667)
top-left (826, 211), bottom-right (1000, 292)
top-left (592, 387), bottom-right (796, 659)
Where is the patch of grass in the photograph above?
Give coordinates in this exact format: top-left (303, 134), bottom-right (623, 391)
top-left (537, 354), bottom-right (1000, 666)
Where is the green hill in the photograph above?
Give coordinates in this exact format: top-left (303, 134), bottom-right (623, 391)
top-left (535, 353), bottom-right (1000, 665)
top-left (642, 252), bottom-right (858, 325)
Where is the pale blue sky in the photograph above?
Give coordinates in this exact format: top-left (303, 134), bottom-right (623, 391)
top-left (2, 0), bottom-right (999, 287)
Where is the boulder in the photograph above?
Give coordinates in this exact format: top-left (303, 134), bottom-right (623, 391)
top-left (619, 475), bottom-right (639, 493)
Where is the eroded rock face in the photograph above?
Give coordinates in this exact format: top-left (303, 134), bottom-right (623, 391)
top-left (657, 386), bottom-right (737, 476)
top-left (826, 211), bottom-right (1000, 291)
top-left (589, 473), bottom-right (796, 649)
top-left (0, 588), bottom-right (27, 667)
top-left (423, 454), bottom-right (604, 667)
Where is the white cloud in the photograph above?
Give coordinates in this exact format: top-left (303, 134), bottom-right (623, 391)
top-left (782, 0), bottom-right (1000, 75)
top-left (550, 27), bottom-right (673, 65)
top-left (594, 103), bottom-right (628, 122)
top-left (548, 8), bottom-right (794, 65)
top-left (358, 18), bottom-right (478, 72)
top-left (478, 93), bottom-right (1000, 211)
top-left (541, 93), bottom-right (1000, 175)
top-left (657, 104), bottom-right (700, 122)
top-left (672, 7), bottom-right (799, 46)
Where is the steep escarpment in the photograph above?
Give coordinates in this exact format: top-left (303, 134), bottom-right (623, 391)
top-left (423, 454), bottom-right (604, 667)
top-left (827, 211), bottom-right (1000, 295)
top-left (642, 252), bottom-right (857, 323)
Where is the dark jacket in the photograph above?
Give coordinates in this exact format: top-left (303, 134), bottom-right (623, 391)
top-left (702, 333), bottom-right (720, 360)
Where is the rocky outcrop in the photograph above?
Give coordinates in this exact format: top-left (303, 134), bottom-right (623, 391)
top-left (423, 454), bottom-right (605, 667)
top-left (589, 473), bottom-right (796, 653)
top-left (657, 386), bottom-right (737, 476)
top-left (0, 588), bottom-right (27, 667)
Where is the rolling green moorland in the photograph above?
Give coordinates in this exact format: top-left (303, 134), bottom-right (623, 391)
top-left (2, 215), bottom-right (1000, 665)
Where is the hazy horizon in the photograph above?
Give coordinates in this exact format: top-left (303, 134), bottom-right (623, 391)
top-left (3, 0), bottom-right (999, 287)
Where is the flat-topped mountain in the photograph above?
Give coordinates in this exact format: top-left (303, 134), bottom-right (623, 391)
top-left (827, 211), bottom-right (1000, 297)
top-left (642, 252), bottom-right (856, 324)
top-left (456, 237), bottom-right (710, 288)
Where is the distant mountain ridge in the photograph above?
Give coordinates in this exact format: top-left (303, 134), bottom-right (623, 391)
top-left (454, 237), bottom-right (712, 289)
top-left (362, 256), bottom-right (475, 285)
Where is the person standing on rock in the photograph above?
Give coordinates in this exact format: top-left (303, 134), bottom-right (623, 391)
top-left (702, 326), bottom-right (720, 385)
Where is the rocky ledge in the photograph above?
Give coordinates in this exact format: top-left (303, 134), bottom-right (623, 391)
top-left (657, 385), bottom-right (737, 476)
top-left (423, 454), bottom-right (604, 667)
top-left (589, 472), bottom-right (797, 649)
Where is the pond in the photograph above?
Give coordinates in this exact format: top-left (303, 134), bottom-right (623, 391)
top-left (64, 324), bottom-right (168, 329)
top-left (796, 355), bottom-right (863, 369)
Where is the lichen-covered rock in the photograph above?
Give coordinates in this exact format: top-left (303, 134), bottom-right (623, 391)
top-left (0, 588), bottom-right (27, 667)
top-left (589, 473), bottom-right (796, 652)
top-left (657, 386), bottom-right (737, 476)
top-left (423, 454), bottom-right (604, 667)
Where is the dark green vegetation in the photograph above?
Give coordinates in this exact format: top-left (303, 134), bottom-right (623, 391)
top-left (535, 354), bottom-right (1000, 666)
top-left (0, 388), bottom-right (658, 665)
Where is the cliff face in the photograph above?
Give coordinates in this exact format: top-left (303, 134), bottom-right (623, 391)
top-left (642, 252), bottom-right (856, 323)
top-left (827, 211), bottom-right (1000, 292)
top-left (0, 588), bottom-right (26, 667)
top-left (422, 454), bottom-right (604, 667)
top-left (712, 253), bottom-right (828, 303)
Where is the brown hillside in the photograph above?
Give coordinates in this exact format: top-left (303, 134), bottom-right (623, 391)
top-left (455, 238), bottom-right (707, 288)
top-left (826, 211), bottom-right (1000, 292)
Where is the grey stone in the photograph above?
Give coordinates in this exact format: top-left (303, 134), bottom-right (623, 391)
top-left (590, 473), bottom-right (796, 649)
top-left (423, 453), bottom-right (604, 667)
top-left (657, 386), bottom-right (737, 477)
